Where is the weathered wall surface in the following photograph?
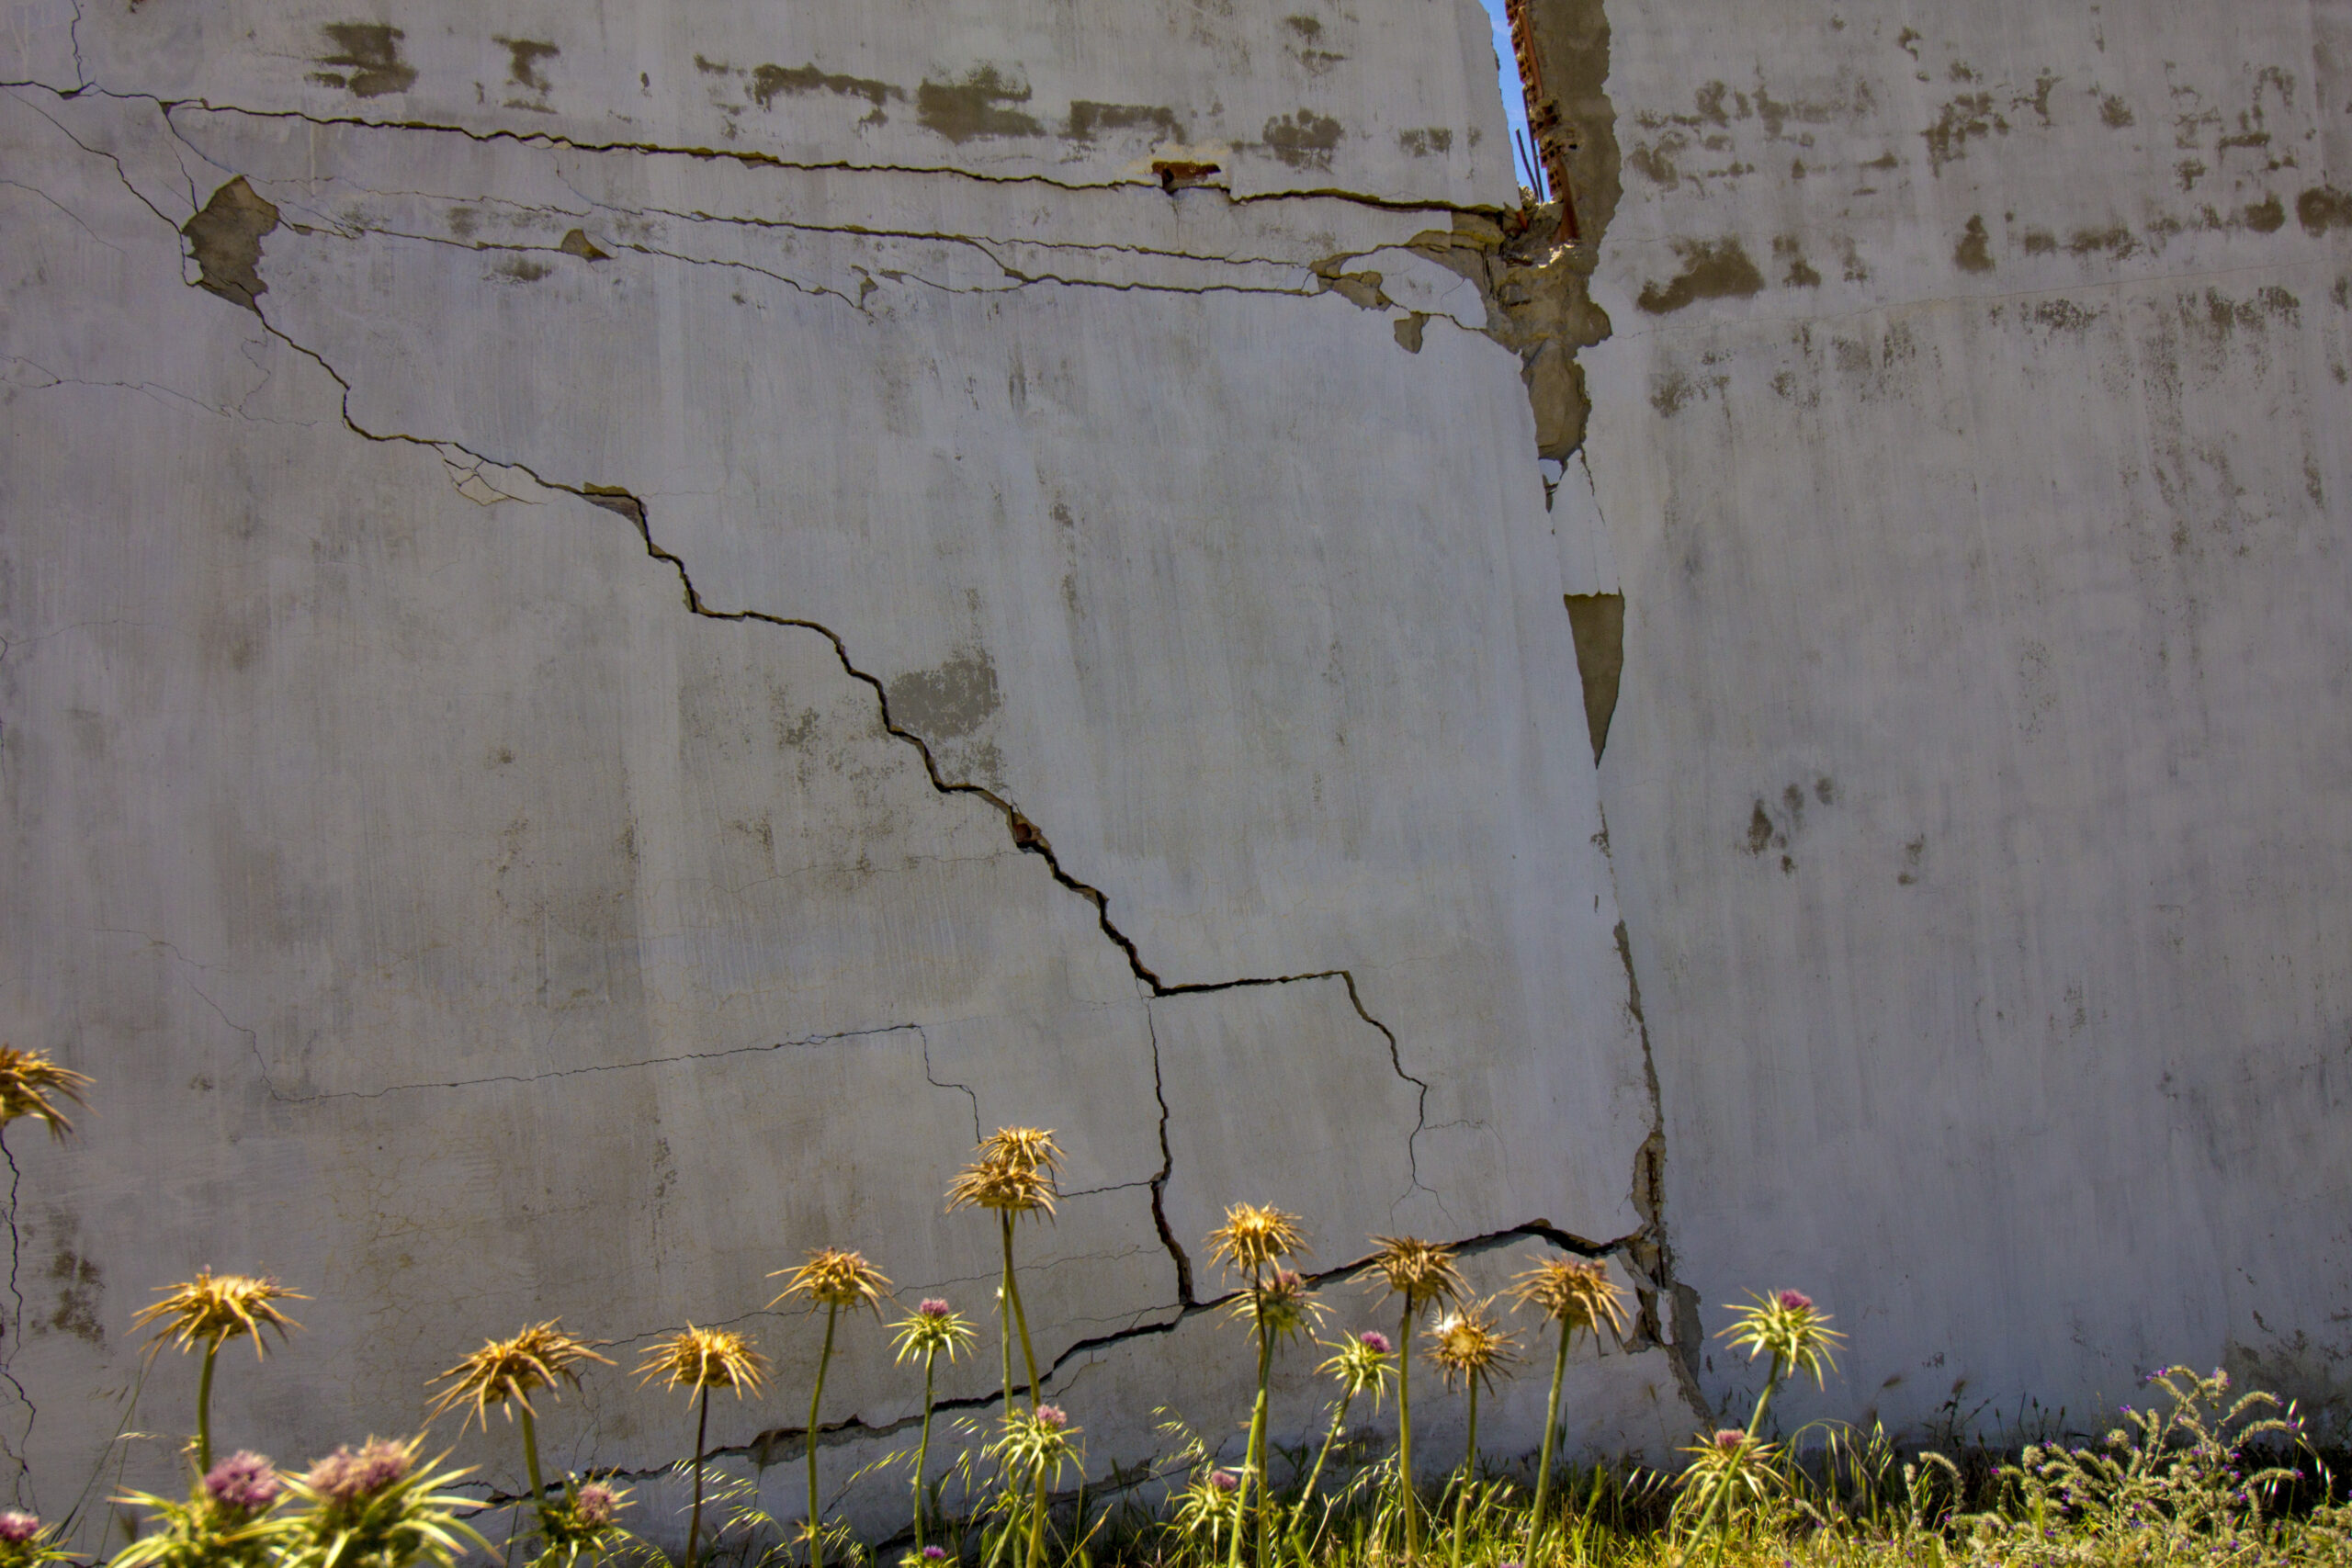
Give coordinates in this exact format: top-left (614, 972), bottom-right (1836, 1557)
top-left (1575, 0), bottom-right (2352, 1434)
top-left (0, 0), bottom-right (1688, 1539)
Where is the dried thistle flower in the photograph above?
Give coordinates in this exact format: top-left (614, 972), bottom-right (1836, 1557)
top-left (1721, 1289), bottom-right (1844, 1387)
top-left (133, 1271), bottom-right (305, 1361)
top-left (426, 1321), bottom-right (613, 1429)
top-left (1366, 1235), bottom-right (1466, 1311)
top-left (640, 1327), bottom-right (762, 1568)
top-left (1426, 1301), bottom-right (1518, 1396)
top-left (944, 1134), bottom-right (1062, 1220)
top-left (1205, 1203), bottom-right (1308, 1278)
top-left (1227, 1268), bottom-right (1325, 1344)
top-left (1514, 1258), bottom-right (1631, 1533)
top-left (768, 1247), bottom-right (891, 1314)
top-left (0, 1048), bottom-right (91, 1142)
top-left (978, 1127), bottom-right (1063, 1177)
top-left (637, 1325), bottom-right (770, 1398)
top-left (1508, 1258), bottom-right (1630, 1339)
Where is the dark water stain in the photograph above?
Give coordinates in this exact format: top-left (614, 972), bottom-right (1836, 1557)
top-left (2245, 195), bottom-right (2286, 232)
top-left (916, 66), bottom-right (1043, 141)
top-left (1066, 101), bottom-right (1183, 141)
top-left (1635, 238), bottom-right (1763, 314)
top-left (1954, 214), bottom-right (1996, 273)
top-left (308, 22), bottom-right (416, 98)
top-left (1396, 127), bottom-right (1453, 156)
top-left (2299, 186), bottom-right (2352, 235)
top-left (182, 176), bottom-right (279, 313)
top-left (2099, 93), bottom-right (2135, 128)
top-left (496, 37), bottom-right (558, 94)
top-left (752, 62), bottom-right (899, 115)
top-left (1774, 234), bottom-right (1821, 287)
top-left (1263, 109), bottom-right (1343, 168)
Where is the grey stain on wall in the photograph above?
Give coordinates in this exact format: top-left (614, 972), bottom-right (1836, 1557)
top-left (887, 649), bottom-right (1002, 740)
top-left (309, 23), bottom-right (417, 98)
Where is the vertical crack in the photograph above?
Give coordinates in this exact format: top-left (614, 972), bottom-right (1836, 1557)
top-left (0, 1132), bottom-right (36, 1506)
top-left (1141, 1009), bottom-right (1194, 1306)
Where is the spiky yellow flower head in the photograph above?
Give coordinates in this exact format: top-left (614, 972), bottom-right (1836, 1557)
top-left (1720, 1289), bottom-right (1845, 1388)
top-left (1205, 1202), bottom-right (1308, 1278)
top-left (978, 1127), bottom-right (1063, 1176)
top-left (1316, 1330), bottom-right (1397, 1404)
top-left (1508, 1258), bottom-right (1631, 1341)
top-left (636, 1325), bottom-right (770, 1398)
top-left (1227, 1267), bottom-right (1325, 1343)
top-left (1425, 1300), bottom-right (1518, 1395)
top-left (0, 1048), bottom-right (91, 1142)
top-left (1367, 1235), bottom-right (1466, 1313)
top-left (132, 1270), bottom-right (305, 1362)
top-left (769, 1247), bottom-right (891, 1314)
top-left (892, 1298), bottom-right (978, 1366)
top-left (426, 1321), bottom-right (614, 1429)
top-left (1673, 1426), bottom-right (1781, 1518)
top-left (987, 1403), bottom-right (1080, 1487)
top-left (945, 1128), bottom-right (1063, 1219)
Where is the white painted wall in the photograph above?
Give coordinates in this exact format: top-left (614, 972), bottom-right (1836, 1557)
top-left (1585, 0), bottom-right (2352, 1438)
top-left (0, 0), bottom-right (1680, 1543)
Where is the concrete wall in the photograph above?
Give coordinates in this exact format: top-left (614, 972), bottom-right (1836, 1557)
top-left (1565, 0), bottom-right (2352, 1437)
top-left (5, 0), bottom-right (2350, 1539)
top-left (0, 0), bottom-right (1687, 1541)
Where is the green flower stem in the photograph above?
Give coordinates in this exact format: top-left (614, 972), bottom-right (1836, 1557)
top-left (997, 1215), bottom-right (1016, 1416)
top-left (1227, 1299), bottom-right (1272, 1568)
top-left (913, 1346), bottom-right (939, 1551)
top-left (686, 1384), bottom-right (711, 1568)
top-left (1397, 1298), bottom-right (1419, 1561)
top-left (519, 1404), bottom-right (548, 1527)
top-left (1529, 1315), bottom-right (1575, 1545)
top-left (808, 1303), bottom-right (841, 1568)
top-left (1294, 1383), bottom-right (1357, 1538)
top-left (1002, 1221), bottom-right (1041, 1409)
top-left (1024, 1460), bottom-right (1049, 1568)
top-left (195, 1342), bottom-right (220, 1472)
top-left (1450, 1381), bottom-right (1479, 1568)
top-left (1688, 1352), bottom-right (1785, 1550)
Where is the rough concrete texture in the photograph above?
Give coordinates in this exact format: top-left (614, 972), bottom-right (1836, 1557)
top-left (1578, 0), bottom-right (2352, 1434)
top-left (0, 0), bottom-right (1685, 1540)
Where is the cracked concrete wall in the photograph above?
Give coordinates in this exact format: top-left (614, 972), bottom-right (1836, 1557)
top-left (0, 0), bottom-right (1686, 1539)
top-left (1577, 0), bottom-right (2352, 1434)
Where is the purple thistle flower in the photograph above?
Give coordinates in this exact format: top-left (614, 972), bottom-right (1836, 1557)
top-left (0, 1515), bottom-right (39, 1546)
top-left (1358, 1331), bottom-right (1393, 1355)
top-left (308, 1439), bottom-right (412, 1504)
top-left (1713, 1429), bottom-right (1747, 1450)
top-left (1208, 1469), bottom-right (1239, 1494)
top-left (574, 1483), bottom-right (618, 1528)
top-left (1773, 1291), bottom-right (1813, 1314)
top-left (205, 1451), bottom-right (281, 1514)
top-left (922, 1548), bottom-right (948, 1562)
top-left (1035, 1404), bottom-right (1068, 1431)
top-left (918, 1299), bottom-right (953, 1319)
